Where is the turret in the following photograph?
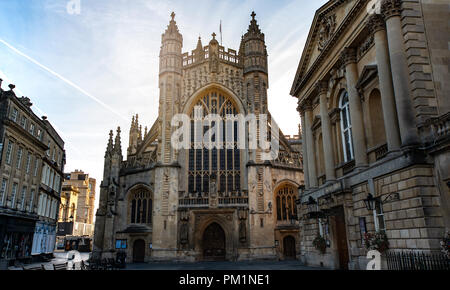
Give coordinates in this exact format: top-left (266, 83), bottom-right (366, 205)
top-left (157, 12), bottom-right (183, 164)
top-left (241, 11), bottom-right (268, 75)
top-left (159, 11), bottom-right (183, 76)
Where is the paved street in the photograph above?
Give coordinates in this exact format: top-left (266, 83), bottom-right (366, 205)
top-left (125, 260), bottom-right (324, 270)
top-left (9, 251), bottom-right (324, 270)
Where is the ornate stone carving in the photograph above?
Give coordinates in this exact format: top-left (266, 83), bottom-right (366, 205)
top-left (367, 14), bottom-right (386, 34)
top-left (238, 209), bottom-right (248, 243)
top-left (180, 210), bottom-right (189, 245)
top-left (381, 0), bottom-right (402, 20)
top-left (318, 14), bottom-right (337, 51)
top-left (357, 34), bottom-right (374, 61)
top-left (340, 47), bottom-right (357, 66)
top-left (315, 80), bottom-right (328, 95)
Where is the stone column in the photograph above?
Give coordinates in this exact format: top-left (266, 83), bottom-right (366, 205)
top-left (341, 47), bottom-right (368, 167)
top-left (368, 14), bottom-right (401, 152)
top-left (298, 106), bottom-right (310, 190)
top-left (304, 102), bottom-right (318, 188)
top-left (381, 0), bottom-right (419, 147)
top-left (317, 81), bottom-right (336, 181)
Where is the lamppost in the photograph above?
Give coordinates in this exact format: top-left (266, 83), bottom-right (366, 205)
top-left (363, 193), bottom-right (376, 211)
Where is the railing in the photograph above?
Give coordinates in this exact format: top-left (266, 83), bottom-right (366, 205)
top-left (386, 251), bottom-right (450, 270)
top-left (374, 143), bottom-right (388, 161)
top-left (178, 198), bottom-right (209, 208)
top-left (342, 160), bottom-right (355, 175)
top-left (182, 45), bottom-right (240, 67)
top-left (430, 112), bottom-right (450, 140)
top-left (218, 197), bottom-right (248, 207)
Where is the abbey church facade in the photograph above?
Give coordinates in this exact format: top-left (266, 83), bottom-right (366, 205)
top-left (92, 12), bottom-right (304, 263)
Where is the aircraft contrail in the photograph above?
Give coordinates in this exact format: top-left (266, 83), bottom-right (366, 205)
top-left (0, 38), bottom-right (128, 122)
top-left (0, 70), bottom-right (83, 156)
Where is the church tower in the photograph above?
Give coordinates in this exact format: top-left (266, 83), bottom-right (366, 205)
top-left (152, 12), bottom-right (183, 259)
top-left (241, 12), bottom-right (276, 259)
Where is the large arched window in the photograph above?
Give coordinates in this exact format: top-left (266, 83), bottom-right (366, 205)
top-left (339, 91), bottom-right (354, 162)
top-left (187, 89), bottom-right (241, 195)
top-left (129, 188), bottom-right (152, 224)
top-left (276, 185), bottom-right (297, 221)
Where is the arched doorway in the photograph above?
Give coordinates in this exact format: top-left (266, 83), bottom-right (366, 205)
top-left (132, 239), bottom-right (145, 263)
top-left (283, 235), bottom-right (296, 259)
top-left (202, 223), bottom-right (226, 261)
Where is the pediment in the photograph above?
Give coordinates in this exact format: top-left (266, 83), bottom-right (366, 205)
top-left (291, 0), bottom-right (358, 96)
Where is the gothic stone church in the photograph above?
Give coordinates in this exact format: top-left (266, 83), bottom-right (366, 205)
top-left (93, 12), bottom-right (304, 263)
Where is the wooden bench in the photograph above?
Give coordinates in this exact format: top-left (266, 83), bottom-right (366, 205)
top-left (53, 262), bottom-right (68, 270)
top-left (22, 264), bottom-right (45, 270)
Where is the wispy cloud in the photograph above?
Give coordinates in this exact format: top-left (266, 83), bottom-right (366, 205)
top-left (0, 0), bottom-right (325, 215)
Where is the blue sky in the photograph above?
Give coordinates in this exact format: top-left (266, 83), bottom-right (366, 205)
top-left (0, 0), bottom-right (327, 211)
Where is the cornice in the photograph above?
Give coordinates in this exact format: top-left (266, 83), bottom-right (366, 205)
top-left (291, 0), bottom-right (369, 97)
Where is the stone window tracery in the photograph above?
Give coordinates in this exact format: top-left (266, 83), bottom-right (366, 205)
top-left (276, 185), bottom-right (297, 221)
top-left (129, 189), bottom-right (152, 225)
top-left (187, 90), bottom-right (241, 195)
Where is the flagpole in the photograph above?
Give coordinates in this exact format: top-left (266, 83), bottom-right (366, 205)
top-left (220, 20), bottom-right (223, 46)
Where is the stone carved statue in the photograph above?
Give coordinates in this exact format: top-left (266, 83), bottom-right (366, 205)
top-left (239, 220), bottom-right (246, 243)
top-left (180, 222), bottom-right (189, 244)
top-left (318, 14), bottom-right (336, 51)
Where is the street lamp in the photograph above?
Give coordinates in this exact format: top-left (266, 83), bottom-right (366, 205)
top-left (363, 193), bottom-right (376, 211)
top-left (307, 196), bottom-right (318, 214)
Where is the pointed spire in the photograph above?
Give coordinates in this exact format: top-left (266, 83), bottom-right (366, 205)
top-left (163, 11), bottom-right (181, 38)
top-left (196, 36), bottom-right (203, 50)
top-left (106, 130), bottom-right (114, 155)
top-left (245, 11), bottom-right (262, 37)
top-left (131, 115), bottom-right (135, 128)
top-left (145, 126), bottom-right (148, 137)
top-left (139, 125), bottom-right (142, 140)
top-left (113, 127), bottom-right (122, 155)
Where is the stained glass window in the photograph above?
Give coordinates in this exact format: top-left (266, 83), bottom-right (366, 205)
top-left (187, 90), bottom-right (241, 195)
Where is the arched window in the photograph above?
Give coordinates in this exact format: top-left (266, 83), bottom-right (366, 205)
top-left (339, 91), bottom-right (354, 162)
top-left (129, 188), bottom-right (152, 225)
top-left (276, 185), bottom-right (297, 221)
top-left (187, 89), bottom-right (241, 195)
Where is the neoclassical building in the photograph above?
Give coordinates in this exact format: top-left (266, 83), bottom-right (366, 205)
top-left (291, 0), bottom-right (449, 269)
top-left (93, 12), bottom-right (304, 263)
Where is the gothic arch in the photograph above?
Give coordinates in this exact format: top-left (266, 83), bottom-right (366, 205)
top-left (194, 215), bottom-right (234, 261)
top-left (273, 179), bottom-right (300, 194)
top-left (126, 184), bottom-right (153, 225)
top-left (182, 83), bottom-right (246, 116)
top-left (273, 181), bottom-right (299, 222)
top-left (125, 183), bottom-right (153, 197)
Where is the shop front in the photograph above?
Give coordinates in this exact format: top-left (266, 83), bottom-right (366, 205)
top-left (31, 221), bottom-right (56, 258)
top-left (0, 215), bottom-right (36, 268)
